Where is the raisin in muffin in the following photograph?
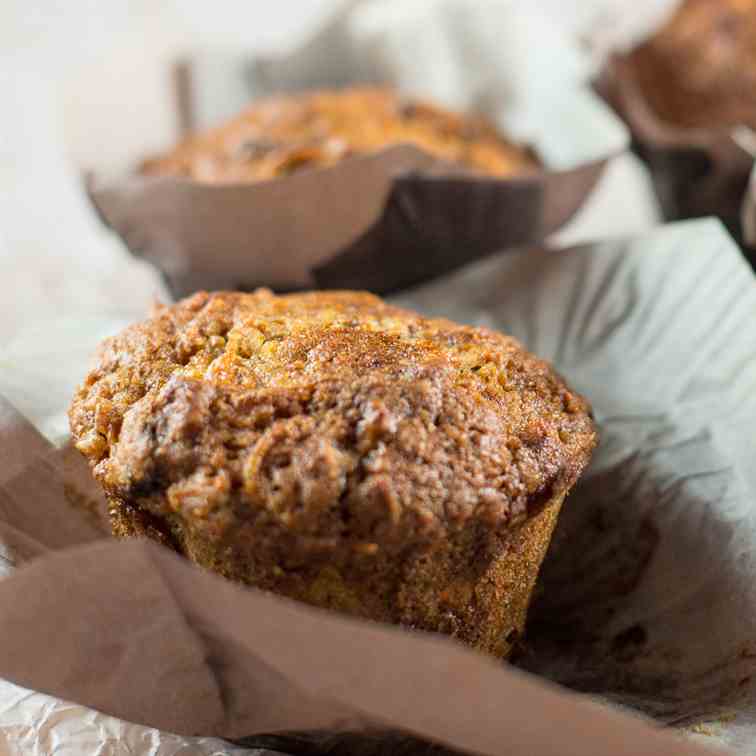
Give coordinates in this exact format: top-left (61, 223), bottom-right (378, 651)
top-left (624, 0), bottom-right (756, 130)
top-left (140, 87), bottom-right (538, 183)
top-left (69, 290), bottom-right (595, 657)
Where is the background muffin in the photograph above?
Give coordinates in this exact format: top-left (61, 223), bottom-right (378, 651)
top-left (625, 0), bottom-right (756, 130)
top-left (69, 290), bottom-right (596, 657)
top-left (140, 86), bottom-right (538, 183)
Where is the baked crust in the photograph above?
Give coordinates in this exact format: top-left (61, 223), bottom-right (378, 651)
top-left (70, 290), bottom-right (596, 655)
top-left (140, 87), bottom-right (538, 182)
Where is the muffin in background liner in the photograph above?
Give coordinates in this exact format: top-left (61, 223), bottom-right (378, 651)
top-left (598, 59), bottom-right (753, 255)
top-left (86, 0), bottom-right (628, 300)
top-left (597, 0), bottom-right (756, 263)
top-left (88, 122), bottom-right (616, 299)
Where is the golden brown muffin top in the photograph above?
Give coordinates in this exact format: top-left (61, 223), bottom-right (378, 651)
top-left (626, 0), bottom-right (756, 130)
top-left (140, 87), bottom-right (538, 183)
top-left (69, 290), bottom-right (595, 560)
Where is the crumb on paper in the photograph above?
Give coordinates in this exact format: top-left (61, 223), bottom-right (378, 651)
top-left (685, 711), bottom-right (738, 738)
top-left (687, 723), bottom-right (718, 737)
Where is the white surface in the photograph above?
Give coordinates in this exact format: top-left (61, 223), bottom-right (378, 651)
top-left (552, 152), bottom-right (662, 247)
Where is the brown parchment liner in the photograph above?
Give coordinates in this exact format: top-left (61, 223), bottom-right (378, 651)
top-left (598, 54), bottom-right (755, 258)
top-left (88, 142), bottom-right (610, 299)
top-left (0, 396), bottom-right (715, 756)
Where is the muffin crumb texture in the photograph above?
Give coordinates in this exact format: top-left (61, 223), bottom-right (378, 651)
top-left (141, 87), bottom-right (538, 183)
top-left (70, 290), bottom-right (596, 656)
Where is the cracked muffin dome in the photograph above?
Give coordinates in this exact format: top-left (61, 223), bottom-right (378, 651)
top-left (140, 86), bottom-right (538, 183)
top-left (70, 290), bottom-right (596, 657)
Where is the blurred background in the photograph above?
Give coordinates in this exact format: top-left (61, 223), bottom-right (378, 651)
top-left (0, 1), bottom-right (676, 170)
top-left (0, 2), bottom-right (348, 343)
top-left (0, 0), bottom-right (679, 343)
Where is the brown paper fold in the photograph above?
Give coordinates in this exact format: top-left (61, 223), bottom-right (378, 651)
top-left (0, 537), bottom-right (716, 756)
top-left (598, 55), bottom-right (754, 258)
top-left (0, 399), bottom-right (108, 567)
top-left (88, 143), bottom-right (609, 299)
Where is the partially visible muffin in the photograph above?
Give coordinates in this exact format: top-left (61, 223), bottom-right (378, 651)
top-left (141, 87), bottom-right (538, 183)
top-left (69, 290), bottom-right (595, 657)
top-left (625, 0), bottom-right (756, 130)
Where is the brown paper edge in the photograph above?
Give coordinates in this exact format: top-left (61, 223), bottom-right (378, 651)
top-left (87, 142), bottom-right (614, 298)
top-left (0, 537), bottom-right (722, 756)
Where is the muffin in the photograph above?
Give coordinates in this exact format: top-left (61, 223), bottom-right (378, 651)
top-left (69, 290), bottom-right (596, 657)
top-left (140, 86), bottom-right (538, 184)
top-left (625, 0), bottom-right (756, 130)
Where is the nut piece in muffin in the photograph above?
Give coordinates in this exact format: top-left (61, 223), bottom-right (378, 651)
top-left (69, 290), bottom-right (596, 657)
top-left (140, 86), bottom-right (538, 183)
top-left (624, 0), bottom-right (756, 130)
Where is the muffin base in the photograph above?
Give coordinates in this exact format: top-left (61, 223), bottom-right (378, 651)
top-left (109, 492), bottom-right (565, 658)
